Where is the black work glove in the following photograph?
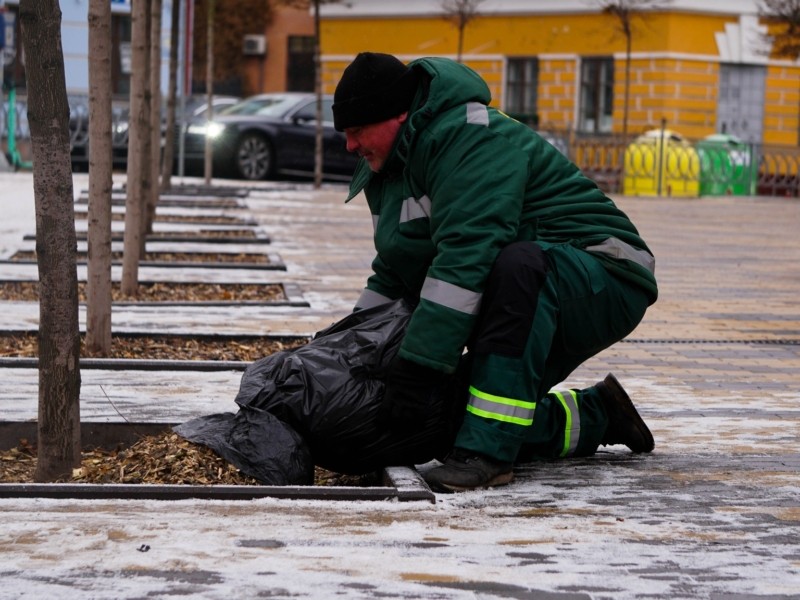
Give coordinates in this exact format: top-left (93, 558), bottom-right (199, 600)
top-left (378, 356), bottom-right (446, 432)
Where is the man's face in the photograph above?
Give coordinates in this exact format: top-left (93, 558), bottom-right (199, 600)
top-left (344, 112), bottom-right (407, 172)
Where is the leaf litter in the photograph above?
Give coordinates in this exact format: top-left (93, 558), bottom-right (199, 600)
top-left (9, 250), bottom-right (271, 264)
top-left (0, 433), bottom-right (379, 488)
top-left (0, 331), bottom-right (308, 361)
top-left (0, 281), bottom-right (284, 303)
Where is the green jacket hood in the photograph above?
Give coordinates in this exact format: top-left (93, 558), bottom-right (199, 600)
top-left (406, 57), bottom-right (492, 131)
top-left (346, 57), bottom-right (491, 201)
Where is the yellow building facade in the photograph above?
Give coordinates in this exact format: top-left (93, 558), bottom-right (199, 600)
top-left (319, 0), bottom-right (800, 146)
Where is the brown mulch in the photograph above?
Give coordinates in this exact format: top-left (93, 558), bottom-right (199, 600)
top-left (0, 331), bottom-right (307, 361)
top-left (104, 229), bottom-right (258, 240)
top-left (0, 432), bottom-right (378, 487)
top-left (0, 278), bottom-right (302, 360)
top-left (0, 281), bottom-right (285, 303)
top-left (8, 250), bottom-right (270, 265)
top-left (73, 211), bottom-right (253, 225)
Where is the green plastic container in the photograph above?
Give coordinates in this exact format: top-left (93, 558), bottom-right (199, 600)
top-left (697, 133), bottom-right (756, 196)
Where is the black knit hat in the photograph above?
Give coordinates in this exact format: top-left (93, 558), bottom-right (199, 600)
top-left (332, 52), bottom-right (419, 131)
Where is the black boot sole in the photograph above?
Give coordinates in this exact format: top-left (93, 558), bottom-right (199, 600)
top-left (602, 373), bottom-right (655, 453)
top-left (425, 470), bottom-right (514, 494)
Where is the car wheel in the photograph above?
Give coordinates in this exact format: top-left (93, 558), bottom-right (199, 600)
top-left (234, 133), bottom-right (273, 180)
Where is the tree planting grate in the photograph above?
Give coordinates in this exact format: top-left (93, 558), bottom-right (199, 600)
top-left (623, 338), bottom-right (800, 346)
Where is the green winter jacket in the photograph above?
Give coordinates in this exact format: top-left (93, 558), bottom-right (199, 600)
top-left (346, 57), bottom-right (657, 374)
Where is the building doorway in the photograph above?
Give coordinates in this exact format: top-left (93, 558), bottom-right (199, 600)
top-left (717, 63), bottom-right (766, 144)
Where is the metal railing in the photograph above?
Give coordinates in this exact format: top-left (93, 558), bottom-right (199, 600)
top-left (756, 145), bottom-right (800, 197)
top-left (538, 125), bottom-right (800, 198)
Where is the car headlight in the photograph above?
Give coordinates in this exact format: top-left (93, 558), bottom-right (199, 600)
top-left (206, 122), bottom-right (225, 138)
top-left (187, 121), bottom-right (225, 138)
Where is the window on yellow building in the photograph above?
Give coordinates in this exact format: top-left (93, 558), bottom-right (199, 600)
top-left (579, 57), bottom-right (614, 134)
top-left (506, 57), bottom-right (539, 126)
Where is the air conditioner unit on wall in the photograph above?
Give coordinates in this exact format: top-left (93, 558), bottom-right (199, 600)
top-left (243, 34), bottom-right (267, 56)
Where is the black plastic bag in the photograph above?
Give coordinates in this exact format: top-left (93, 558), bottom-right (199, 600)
top-left (176, 299), bottom-right (467, 482)
top-left (174, 410), bottom-right (314, 485)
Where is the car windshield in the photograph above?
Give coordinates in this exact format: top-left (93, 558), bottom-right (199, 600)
top-left (190, 99), bottom-right (239, 119)
top-left (219, 95), bottom-right (302, 117)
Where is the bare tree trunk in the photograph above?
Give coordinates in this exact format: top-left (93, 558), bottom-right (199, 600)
top-left (146, 0), bottom-right (163, 234)
top-left (122, 0), bottom-right (151, 296)
top-left (313, 0), bottom-right (323, 189)
top-left (457, 21), bottom-right (464, 62)
top-left (86, 0), bottom-right (114, 356)
top-left (138, 2), bottom-right (154, 252)
top-left (19, 0), bottom-right (82, 482)
top-left (204, 0), bottom-right (215, 185)
top-left (624, 31), bottom-right (631, 141)
top-left (161, 0), bottom-right (181, 190)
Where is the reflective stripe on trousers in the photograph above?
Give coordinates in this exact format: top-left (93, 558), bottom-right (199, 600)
top-left (551, 389), bottom-right (580, 457)
top-left (466, 386), bottom-right (581, 455)
top-left (466, 386), bottom-right (536, 426)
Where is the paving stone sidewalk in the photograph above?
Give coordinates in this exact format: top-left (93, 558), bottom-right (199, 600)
top-left (0, 173), bottom-right (798, 599)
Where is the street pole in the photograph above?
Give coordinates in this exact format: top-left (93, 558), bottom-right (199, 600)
top-left (0, 2), bottom-right (13, 171)
top-left (203, 0), bottom-right (214, 186)
top-left (176, 0), bottom-right (184, 178)
top-left (0, 62), bottom-right (10, 170)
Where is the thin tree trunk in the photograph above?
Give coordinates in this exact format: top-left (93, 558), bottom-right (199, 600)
top-left (19, 0), bottom-right (82, 482)
top-left (161, 0), bottom-right (181, 190)
top-left (86, 0), bottom-right (113, 356)
top-left (138, 1), bottom-right (153, 253)
top-left (313, 0), bottom-right (322, 189)
top-left (624, 28), bottom-right (632, 141)
top-left (146, 0), bottom-right (163, 233)
top-left (204, 0), bottom-right (215, 185)
top-left (122, 0), bottom-right (151, 296)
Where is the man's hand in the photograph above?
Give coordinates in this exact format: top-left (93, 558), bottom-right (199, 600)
top-left (379, 356), bottom-right (445, 432)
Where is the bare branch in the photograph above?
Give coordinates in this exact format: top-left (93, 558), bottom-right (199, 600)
top-left (596, 0), bottom-right (672, 35)
top-left (441, 0), bottom-right (487, 61)
top-left (442, 0), bottom-right (486, 28)
top-left (758, 0), bottom-right (800, 59)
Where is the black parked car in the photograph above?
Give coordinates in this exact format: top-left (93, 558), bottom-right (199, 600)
top-left (70, 94), bottom-right (241, 173)
top-left (180, 94), bottom-right (241, 122)
top-left (181, 92), bottom-right (358, 181)
top-left (69, 98), bottom-right (130, 171)
top-left (173, 94), bottom-right (240, 174)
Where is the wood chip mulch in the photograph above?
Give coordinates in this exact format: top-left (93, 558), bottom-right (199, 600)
top-left (125, 229), bottom-right (258, 240)
top-left (0, 432), bottom-right (378, 487)
top-left (73, 211), bottom-right (253, 225)
top-left (9, 250), bottom-right (270, 264)
top-left (0, 331), bottom-right (308, 361)
top-left (0, 281), bottom-right (285, 303)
